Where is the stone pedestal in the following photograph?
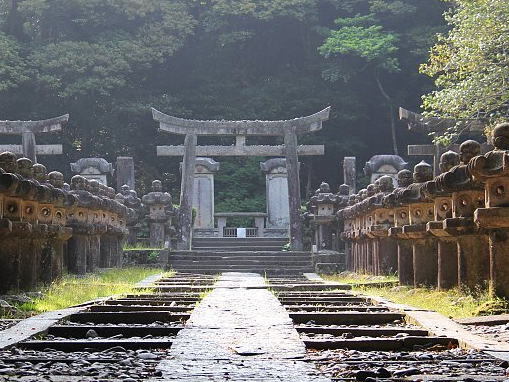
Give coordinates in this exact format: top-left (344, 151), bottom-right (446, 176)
top-left (456, 235), bottom-right (490, 292)
top-left (437, 239), bottom-right (458, 290)
top-left (67, 234), bottom-right (90, 275)
top-left (378, 237), bottom-right (398, 274)
top-left (261, 159), bottom-right (290, 229)
top-left (89, 235), bottom-right (101, 272)
top-left (149, 221), bottom-right (165, 248)
top-left (412, 237), bottom-right (438, 287)
top-left (390, 229), bottom-right (413, 286)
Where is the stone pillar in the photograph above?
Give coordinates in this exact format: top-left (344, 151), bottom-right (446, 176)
top-left (150, 221), bottom-right (165, 248)
top-left (100, 236), bottom-right (112, 268)
top-left (178, 133), bottom-right (197, 250)
top-left (456, 235), bottom-right (490, 292)
top-left (89, 235), bottom-right (101, 272)
top-left (116, 157), bottom-right (135, 190)
top-left (285, 130), bottom-right (303, 251)
top-left (343, 157), bottom-right (356, 194)
top-left (192, 158), bottom-right (219, 229)
top-left (260, 158), bottom-right (290, 229)
top-left (22, 132), bottom-right (37, 163)
top-left (379, 237), bottom-right (398, 274)
top-left (437, 239), bottom-right (458, 290)
top-left (412, 238), bottom-right (438, 287)
top-left (67, 234), bottom-right (90, 275)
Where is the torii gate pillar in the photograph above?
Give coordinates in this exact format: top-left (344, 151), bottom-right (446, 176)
top-left (285, 129), bottom-right (303, 251)
top-left (178, 133), bottom-right (197, 250)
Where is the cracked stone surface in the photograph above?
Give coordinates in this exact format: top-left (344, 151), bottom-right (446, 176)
top-left (152, 272), bottom-right (330, 381)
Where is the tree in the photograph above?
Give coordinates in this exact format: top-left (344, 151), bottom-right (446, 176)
top-left (421, 0), bottom-right (509, 143)
top-left (318, 12), bottom-right (400, 154)
top-left (318, 0), bottom-right (446, 156)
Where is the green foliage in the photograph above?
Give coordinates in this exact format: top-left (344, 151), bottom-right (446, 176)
top-left (421, 0), bottom-right (509, 142)
top-left (0, 0), bottom-right (446, 200)
top-left (0, 33), bottom-right (28, 91)
top-left (215, 157), bottom-right (266, 213)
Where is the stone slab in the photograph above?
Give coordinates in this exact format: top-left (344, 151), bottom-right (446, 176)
top-left (153, 272), bottom-right (330, 381)
top-left (456, 314), bottom-right (509, 326)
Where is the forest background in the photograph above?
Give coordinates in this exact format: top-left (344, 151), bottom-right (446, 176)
top-left (0, 0), bottom-right (448, 212)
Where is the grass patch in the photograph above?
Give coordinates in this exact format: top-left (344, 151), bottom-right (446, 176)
top-left (16, 267), bottom-right (168, 315)
top-left (123, 244), bottom-right (164, 251)
top-left (355, 285), bottom-right (504, 319)
top-left (324, 272), bottom-right (398, 285)
top-left (323, 273), bottom-right (508, 319)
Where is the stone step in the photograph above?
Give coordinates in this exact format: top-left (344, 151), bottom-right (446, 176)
top-left (170, 255), bottom-right (311, 261)
top-left (173, 251), bottom-right (308, 255)
top-left (191, 246), bottom-right (284, 251)
top-left (170, 267), bottom-right (314, 275)
top-left (169, 260), bottom-right (312, 266)
top-left (170, 265), bottom-right (314, 271)
top-left (193, 237), bottom-right (288, 243)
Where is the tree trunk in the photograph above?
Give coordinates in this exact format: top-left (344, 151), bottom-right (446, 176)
top-left (374, 70), bottom-right (399, 156)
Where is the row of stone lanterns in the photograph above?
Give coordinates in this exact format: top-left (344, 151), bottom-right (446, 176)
top-left (0, 151), bottom-right (134, 292)
top-left (332, 123), bottom-right (509, 299)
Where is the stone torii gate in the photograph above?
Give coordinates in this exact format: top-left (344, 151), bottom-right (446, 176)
top-left (399, 108), bottom-right (489, 175)
top-left (152, 107), bottom-right (331, 251)
top-left (0, 114), bottom-right (69, 163)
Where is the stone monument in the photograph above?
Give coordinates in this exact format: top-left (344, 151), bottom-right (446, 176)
top-left (70, 158), bottom-right (114, 186)
top-left (260, 158), bottom-right (290, 229)
top-left (363, 155), bottom-right (408, 186)
top-left (116, 157), bottom-right (135, 190)
top-left (190, 158), bottom-right (219, 229)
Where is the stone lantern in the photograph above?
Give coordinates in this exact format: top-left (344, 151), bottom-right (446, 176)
top-left (308, 182), bottom-right (339, 251)
top-left (142, 180), bottom-right (173, 248)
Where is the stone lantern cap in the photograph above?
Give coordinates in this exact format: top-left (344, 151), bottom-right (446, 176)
top-left (260, 158), bottom-right (286, 174)
top-left (196, 157), bottom-right (219, 172)
top-left (363, 155), bottom-right (408, 176)
top-left (71, 158), bottom-right (114, 176)
top-left (179, 157), bottom-right (219, 173)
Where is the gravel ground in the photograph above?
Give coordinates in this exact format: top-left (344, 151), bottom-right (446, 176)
top-left (0, 320), bottom-right (21, 331)
top-left (0, 347), bottom-right (169, 381)
top-left (461, 322), bottom-right (509, 344)
top-left (308, 348), bottom-right (509, 380)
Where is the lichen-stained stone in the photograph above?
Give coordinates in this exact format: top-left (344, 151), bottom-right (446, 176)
top-left (153, 273), bottom-right (330, 382)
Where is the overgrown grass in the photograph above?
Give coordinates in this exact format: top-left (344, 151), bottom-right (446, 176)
top-left (354, 285), bottom-right (506, 319)
top-left (323, 274), bottom-right (508, 319)
top-left (17, 267), bottom-right (168, 314)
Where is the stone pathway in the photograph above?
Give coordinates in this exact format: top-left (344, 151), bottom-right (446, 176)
top-left (153, 272), bottom-right (330, 381)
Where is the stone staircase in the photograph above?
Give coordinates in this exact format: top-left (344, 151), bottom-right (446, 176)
top-left (192, 237), bottom-right (288, 252)
top-left (168, 238), bottom-right (314, 275)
